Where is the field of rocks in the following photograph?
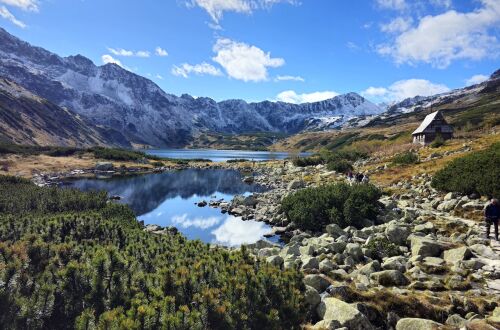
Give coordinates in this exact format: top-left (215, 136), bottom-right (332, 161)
top-left (224, 157), bottom-right (500, 329)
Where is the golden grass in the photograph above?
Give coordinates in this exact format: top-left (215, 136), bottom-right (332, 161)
top-left (0, 153), bottom-right (164, 178)
top-left (364, 132), bottom-right (500, 186)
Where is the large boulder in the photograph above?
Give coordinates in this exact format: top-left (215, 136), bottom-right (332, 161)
top-left (328, 241), bottom-right (347, 254)
top-left (410, 236), bottom-right (446, 259)
top-left (396, 318), bottom-right (443, 330)
top-left (232, 194), bottom-right (258, 207)
top-left (95, 162), bottom-right (114, 171)
top-left (346, 243), bottom-right (364, 262)
top-left (370, 270), bottom-right (409, 287)
top-left (382, 256), bottom-right (407, 273)
top-left (385, 223), bottom-right (411, 245)
top-left (470, 244), bottom-right (500, 260)
top-left (287, 179), bottom-right (305, 190)
top-left (316, 297), bottom-right (374, 329)
top-left (437, 200), bottom-right (457, 211)
top-left (280, 242), bottom-right (301, 258)
top-left (319, 259), bottom-right (335, 273)
top-left (304, 285), bottom-right (321, 308)
top-left (303, 274), bottom-right (331, 292)
top-left (357, 260), bottom-right (381, 277)
top-left (301, 257), bottom-right (319, 271)
top-left (445, 314), bottom-right (467, 328)
top-left (443, 246), bottom-right (472, 264)
top-left (325, 223), bottom-right (347, 237)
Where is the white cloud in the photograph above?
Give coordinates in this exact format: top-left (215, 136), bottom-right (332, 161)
top-left (362, 78), bottom-right (450, 101)
top-left (380, 17), bottom-right (413, 33)
top-left (275, 90), bottom-right (339, 104)
top-left (346, 41), bottom-right (361, 51)
top-left (188, 0), bottom-right (296, 23)
top-left (212, 38), bottom-right (284, 82)
top-left (189, 0), bottom-right (251, 23)
top-left (465, 74), bottom-right (489, 86)
top-left (362, 86), bottom-right (388, 97)
top-left (155, 74), bottom-right (164, 80)
top-left (155, 47), bottom-right (168, 56)
top-left (135, 51), bottom-right (150, 58)
top-left (275, 75), bottom-right (304, 82)
top-left (101, 54), bottom-right (127, 69)
top-left (376, 0), bottom-right (407, 11)
top-left (108, 48), bottom-right (133, 56)
top-left (171, 62), bottom-right (223, 78)
top-left (0, 6), bottom-right (26, 27)
top-left (377, 0), bottom-right (500, 68)
top-left (172, 213), bottom-right (222, 229)
top-left (0, 0), bottom-right (38, 11)
top-left (107, 48), bottom-right (150, 58)
top-left (430, 0), bottom-right (452, 8)
top-left (211, 216), bottom-right (270, 246)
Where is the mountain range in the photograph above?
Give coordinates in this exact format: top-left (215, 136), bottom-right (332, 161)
top-left (0, 27), bottom-right (382, 148)
top-left (0, 27), bottom-right (498, 149)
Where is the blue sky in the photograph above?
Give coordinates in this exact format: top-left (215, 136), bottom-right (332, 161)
top-left (0, 0), bottom-right (499, 104)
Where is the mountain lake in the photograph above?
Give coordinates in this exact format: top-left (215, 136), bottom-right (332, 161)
top-left (145, 148), bottom-right (310, 162)
top-left (65, 168), bottom-right (280, 247)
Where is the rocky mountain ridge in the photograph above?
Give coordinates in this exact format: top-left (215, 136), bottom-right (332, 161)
top-left (356, 70), bottom-right (500, 128)
top-left (0, 76), bottom-right (129, 147)
top-left (0, 27), bottom-right (382, 147)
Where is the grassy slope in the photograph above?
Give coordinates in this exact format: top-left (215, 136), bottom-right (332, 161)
top-left (270, 86), bottom-right (499, 154)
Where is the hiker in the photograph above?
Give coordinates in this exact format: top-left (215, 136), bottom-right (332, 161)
top-left (484, 198), bottom-right (499, 241)
top-left (347, 171), bottom-right (354, 183)
top-left (362, 174), bottom-right (369, 184)
top-left (356, 173), bottom-right (364, 183)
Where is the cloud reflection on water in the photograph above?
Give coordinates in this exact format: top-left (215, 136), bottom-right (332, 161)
top-left (172, 213), bottom-right (222, 229)
top-left (211, 216), bottom-right (270, 247)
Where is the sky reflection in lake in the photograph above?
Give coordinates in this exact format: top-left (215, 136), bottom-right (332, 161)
top-left (67, 169), bottom-right (277, 246)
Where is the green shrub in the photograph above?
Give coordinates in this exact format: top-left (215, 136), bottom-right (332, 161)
top-left (292, 149), bottom-right (367, 168)
top-left (281, 182), bottom-right (382, 231)
top-left (326, 159), bottom-right (353, 173)
top-left (365, 237), bottom-right (400, 261)
top-left (0, 143), bottom-right (82, 157)
top-left (0, 176), bottom-right (306, 329)
top-left (151, 161), bottom-right (164, 167)
top-left (90, 147), bottom-right (147, 161)
top-left (431, 143), bottom-right (500, 198)
top-left (430, 135), bottom-right (445, 148)
top-left (292, 156), bottom-right (323, 167)
top-left (391, 151), bottom-right (419, 165)
top-left (0, 175), bottom-right (107, 214)
top-left (226, 158), bottom-right (250, 163)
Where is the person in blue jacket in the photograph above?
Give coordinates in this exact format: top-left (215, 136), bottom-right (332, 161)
top-left (484, 198), bottom-right (499, 241)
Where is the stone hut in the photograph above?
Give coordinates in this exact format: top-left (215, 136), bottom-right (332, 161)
top-left (412, 110), bottom-right (453, 145)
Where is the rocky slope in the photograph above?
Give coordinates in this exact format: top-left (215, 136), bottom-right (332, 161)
top-left (0, 27), bottom-right (382, 147)
top-left (0, 77), bottom-right (129, 147)
top-left (227, 161), bottom-right (500, 329)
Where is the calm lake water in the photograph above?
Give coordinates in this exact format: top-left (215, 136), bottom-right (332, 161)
top-left (66, 169), bottom-right (278, 246)
top-left (145, 149), bottom-right (310, 162)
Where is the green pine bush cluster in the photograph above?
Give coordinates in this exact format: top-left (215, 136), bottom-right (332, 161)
top-left (429, 135), bottom-right (445, 148)
top-left (431, 142), bottom-right (500, 198)
top-left (293, 149), bottom-right (366, 174)
top-left (281, 182), bottom-right (382, 231)
top-left (0, 176), bottom-right (306, 329)
top-left (391, 151), bottom-right (419, 165)
top-left (364, 237), bottom-right (400, 261)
